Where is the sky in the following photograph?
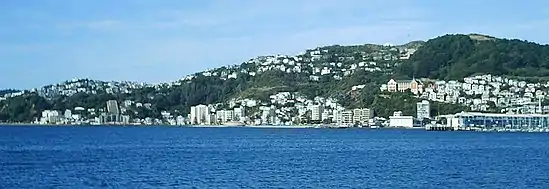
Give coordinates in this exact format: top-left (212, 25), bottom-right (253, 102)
top-left (1, 0), bottom-right (548, 89)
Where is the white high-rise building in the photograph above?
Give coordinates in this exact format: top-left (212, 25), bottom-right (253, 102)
top-left (190, 106), bottom-right (198, 124)
top-left (417, 100), bottom-right (431, 120)
top-left (309, 105), bottom-right (323, 121)
top-left (190, 104), bottom-right (210, 125)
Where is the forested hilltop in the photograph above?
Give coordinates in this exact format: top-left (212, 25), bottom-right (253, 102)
top-left (399, 34), bottom-right (549, 80)
top-left (1, 33), bottom-right (548, 123)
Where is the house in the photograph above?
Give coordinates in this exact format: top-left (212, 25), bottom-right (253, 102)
top-left (387, 79), bottom-right (424, 94)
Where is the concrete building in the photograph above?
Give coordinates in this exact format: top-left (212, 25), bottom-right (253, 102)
top-left (340, 110), bottom-right (354, 125)
top-left (417, 100), bottom-right (431, 120)
top-left (443, 112), bottom-right (549, 131)
top-left (309, 105), bottom-right (323, 121)
top-left (106, 100), bottom-right (120, 123)
top-left (106, 100), bottom-right (120, 115)
top-left (234, 107), bottom-right (246, 122)
top-left (41, 110), bottom-right (60, 124)
top-left (389, 111), bottom-right (414, 128)
top-left (216, 110), bottom-right (235, 123)
top-left (190, 104), bottom-right (210, 125)
top-left (334, 110), bottom-right (342, 124)
top-left (353, 108), bottom-right (374, 124)
top-left (122, 115), bottom-right (130, 125)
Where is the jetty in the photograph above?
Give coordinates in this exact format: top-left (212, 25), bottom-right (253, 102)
top-left (425, 124), bottom-right (455, 131)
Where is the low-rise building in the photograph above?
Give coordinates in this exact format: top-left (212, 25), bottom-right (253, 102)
top-left (389, 111), bottom-right (414, 128)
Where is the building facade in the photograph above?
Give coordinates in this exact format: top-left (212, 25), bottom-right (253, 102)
top-left (234, 107), bottom-right (246, 122)
top-left (190, 104), bottom-right (210, 125)
top-left (106, 100), bottom-right (120, 123)
top-left (353, 108), bottom-right (374, 124)
top-left (387, 79), bottom-right (424, 94)
top-left (309, 105), bottom-right (324, 121)
top-left (389, 111), bottom-right (414, 128)
top-left (216, 110), bottom-right (235, 123)
top-left (340, 110), bottom-right (354, 125)
top-left (444, 112), bottom-right (549, 131)
top-left (417, 100), bottom-right (431, 120)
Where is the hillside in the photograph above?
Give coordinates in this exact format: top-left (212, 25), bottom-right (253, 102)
top-left (399, 34), bottom-right (549, 80)
top-left (3, 33), bottom-right (549, 123)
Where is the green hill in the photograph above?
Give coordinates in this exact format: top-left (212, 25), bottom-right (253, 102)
top-left (4, 33), bottom-right (549, 122)
top-left (398, 34), bottom-right (549, 80)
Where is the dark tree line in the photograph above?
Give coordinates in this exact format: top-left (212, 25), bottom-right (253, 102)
top-left (400, 34), bottom-right (549, 80)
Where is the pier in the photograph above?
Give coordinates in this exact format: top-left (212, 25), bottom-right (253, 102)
top-left (425, 124), bottom-right (455, 131)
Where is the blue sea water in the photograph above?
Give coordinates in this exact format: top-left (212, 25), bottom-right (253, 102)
top-left (1, 126), bottom-right (549, 188)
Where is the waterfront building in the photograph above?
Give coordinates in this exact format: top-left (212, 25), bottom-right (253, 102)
top-left (416, 100), bottom-right (431, 120)
top-left (234, 107), bottom-right (246, 122)
top-left (444, 112), bottom-right (549, 131)
top-left (106, 100), bottom-right (120, 123)
top-left (309, 105), bottom-right (323, 121)
top-left (41, 110), bottom-right (60, 124)
top-left (190, 104), bottom-right (210, 125)
top-left (389, 111), bottom-right (414, 128)
top-left (261, 107), bottom-right (275, 125)
top-left (334, 110), bottom-right (342, 124)
top-left (122, 115), bottom-right (130, 125)
top-left (176, 116), bottom-right (185, 126)
top-left (353, 108), bottom-right (374, 124)
top-left (216, 110), bottom-right (235, 123)
top-left (64, 109), bottom-right (72, 119)
top-left (340, 110), bottom-right (354, 125)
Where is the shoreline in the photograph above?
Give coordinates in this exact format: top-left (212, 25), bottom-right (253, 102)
top-left (2, 124), bottom-right (548, 132)
top-left (0, 123), bottom-right (331, 129)
top-left (0, 123), bottom-right (378, 129)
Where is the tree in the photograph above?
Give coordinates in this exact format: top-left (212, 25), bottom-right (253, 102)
top-left (401, 34), bottom-right (549, 80)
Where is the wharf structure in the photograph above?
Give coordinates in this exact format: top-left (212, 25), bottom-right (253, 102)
top-left (441, 112), bottom-right (549, 132)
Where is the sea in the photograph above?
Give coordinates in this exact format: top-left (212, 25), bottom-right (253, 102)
top-left (1, 126), bottom-right (549, 188)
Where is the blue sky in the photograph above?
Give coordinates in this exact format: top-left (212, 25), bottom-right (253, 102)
top-left (1, 0), bottom-right (548, 89)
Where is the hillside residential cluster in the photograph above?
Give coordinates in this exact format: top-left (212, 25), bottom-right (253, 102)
top-left (2, 37), bottom-right (549, 132)
top-left (36, 93), bottom-right (382, 127)
top-left (381, 74), bottom-right (549, 114)
top-left (26, 73), bottom-right (549, 132)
